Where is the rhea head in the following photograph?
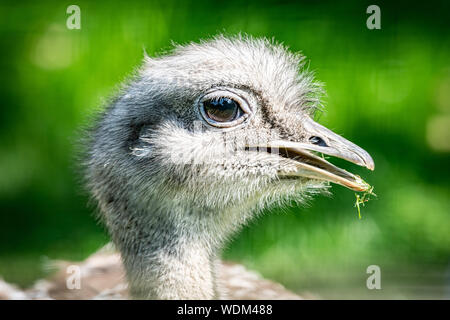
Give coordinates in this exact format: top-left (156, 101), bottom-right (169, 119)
top-left (86, 35), bottom-right (374, 299)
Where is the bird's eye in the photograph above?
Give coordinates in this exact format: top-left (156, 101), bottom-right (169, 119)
top-left (203, 97), bottom-right (241, 123)
top-left (199, 90), bottom-right (251, 128)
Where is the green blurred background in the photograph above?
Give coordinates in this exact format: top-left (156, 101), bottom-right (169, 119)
top-left (0, 0), bottom-right (449, 299)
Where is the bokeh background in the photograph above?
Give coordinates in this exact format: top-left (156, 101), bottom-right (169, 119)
top-left (0, 0), bottom-right (449, 299)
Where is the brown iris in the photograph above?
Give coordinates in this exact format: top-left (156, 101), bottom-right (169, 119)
top-left (203, 97), bottom-right (241, 123)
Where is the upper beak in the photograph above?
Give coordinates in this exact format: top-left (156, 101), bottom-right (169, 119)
top-left (265, 116), bottom-right (375, 192)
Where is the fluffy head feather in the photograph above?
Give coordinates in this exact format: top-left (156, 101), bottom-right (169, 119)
top-left (84, 35), bottom-right (332, 298)
top-left (86, 35), bottom-right (325, 228)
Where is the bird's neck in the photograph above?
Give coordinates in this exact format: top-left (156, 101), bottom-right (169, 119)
top-left (114, 204), bottom-right (231, 299)
top-left (125, 235), bottom-right (219, 300)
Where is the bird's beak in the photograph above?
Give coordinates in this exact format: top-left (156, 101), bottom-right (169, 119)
top-left (264, 116), bottom-right (375, 192)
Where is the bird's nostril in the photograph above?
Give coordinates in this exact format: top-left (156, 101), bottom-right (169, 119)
top-left (309, 136), bottom-right (328, 147)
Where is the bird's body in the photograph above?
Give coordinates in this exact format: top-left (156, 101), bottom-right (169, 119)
top-left (80, 35), bottom-right (374, 300)
top-left (2, 245), bottom-right (302, 300)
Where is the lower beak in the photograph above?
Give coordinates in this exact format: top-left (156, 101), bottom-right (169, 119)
top-left (267, 116), bottom-right (375, 192)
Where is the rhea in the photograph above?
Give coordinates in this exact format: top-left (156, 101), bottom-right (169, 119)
top-left (85, 36), bottom-right (374, 299)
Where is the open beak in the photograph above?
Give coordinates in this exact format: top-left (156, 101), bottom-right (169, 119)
top-left (262, 116), bottom-right (374, 192)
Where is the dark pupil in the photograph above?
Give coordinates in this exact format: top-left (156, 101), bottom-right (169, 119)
top-left (309, 136), bottom-right (328, 147)
top-left (203, 97), bottom-right (238, 122)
